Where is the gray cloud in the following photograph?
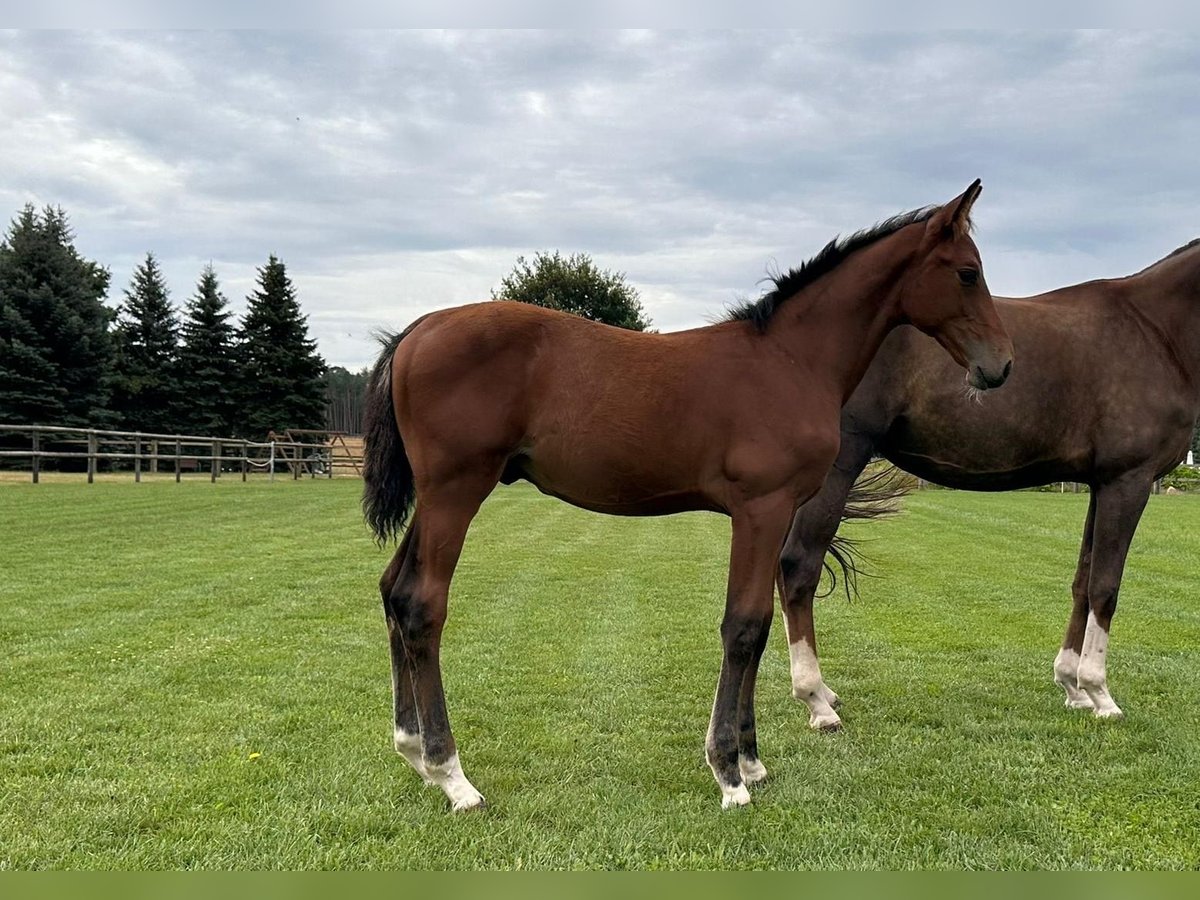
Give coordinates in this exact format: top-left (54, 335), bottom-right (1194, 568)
top-left (2, 30), bottom-right (1198, 366)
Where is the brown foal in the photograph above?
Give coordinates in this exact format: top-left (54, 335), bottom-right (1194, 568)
top-left (362, 181), bottom-right (1013, 810)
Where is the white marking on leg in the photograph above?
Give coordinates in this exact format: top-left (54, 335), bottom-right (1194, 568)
top-left (705, 691), bottom-right (751, 809)
top-left (424, 752), bottom-right (486, 811)
top-left (393, 727), bottom-right (434, 784)
top-left (818, 681), bottom-right (841, 709)
top-left (789, 638), bottom-right (842, 730)
top-left (1077, 612), bottom-right (1123, 719)
top-left (720, 782), bottom-right (752, 809)
top-left (1052, 647), bottom-right (1094, 710)
top-left (739, 754), bottom-right (768, 785)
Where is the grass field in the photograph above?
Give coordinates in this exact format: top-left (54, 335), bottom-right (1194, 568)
top-left (1, 477), bottom-right (1199, 870)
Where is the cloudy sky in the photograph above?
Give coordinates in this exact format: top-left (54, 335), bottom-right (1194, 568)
top-left (3, 30), bottom-right (1198, 369)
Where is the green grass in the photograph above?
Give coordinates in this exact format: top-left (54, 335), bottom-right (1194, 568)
top-left (1, 479), bottom-right (1199, 869)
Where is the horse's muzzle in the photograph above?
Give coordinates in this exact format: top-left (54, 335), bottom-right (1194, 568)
top-left (970, 357), bottom-right (1012, 390)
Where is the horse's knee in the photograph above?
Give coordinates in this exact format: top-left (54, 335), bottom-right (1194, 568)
top-left (721, 612), bottom-right (771, 661)
top-left (780, 549), bottom-right (822, 603)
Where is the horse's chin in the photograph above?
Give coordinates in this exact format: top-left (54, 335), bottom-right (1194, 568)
top-left (961, 375), bottom-right (986, 405)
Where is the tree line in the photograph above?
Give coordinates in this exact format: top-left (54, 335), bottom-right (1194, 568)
top-left (0, 205), bottom-right (327, 439)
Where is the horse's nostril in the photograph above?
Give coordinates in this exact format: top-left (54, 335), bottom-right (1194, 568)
top-left (1002, 359), bottom-right (1013, 381)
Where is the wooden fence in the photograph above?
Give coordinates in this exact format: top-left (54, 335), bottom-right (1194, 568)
top-left (0, 424), bottom-right (364, 484)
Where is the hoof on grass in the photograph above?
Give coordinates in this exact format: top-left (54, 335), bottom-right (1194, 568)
top-left (720, 784), bottom-right (752, 810)
top-left (739, 757), bottom-right (768, 785)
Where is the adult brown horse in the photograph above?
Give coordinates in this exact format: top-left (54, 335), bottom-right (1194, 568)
top-left (777, 237), bottom-right (1200, 732)
top-left (362, 181), bottom-right (1013, 811)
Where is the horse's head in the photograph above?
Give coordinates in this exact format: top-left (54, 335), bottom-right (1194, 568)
top-left (900, 180), bottom-right (1013, 390)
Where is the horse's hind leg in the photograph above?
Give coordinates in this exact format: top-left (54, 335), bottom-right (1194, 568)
top-left (381, 523), bottom-right (432, 782)
top-left (391, 476), bottom-right (496, 811)
top-left (1054, 492), bottom-right (1097, 710)
top-left (1074, 472), bottom-right (1152, 719)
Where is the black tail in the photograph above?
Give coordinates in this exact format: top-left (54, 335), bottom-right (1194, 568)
top-left (820, 463), bottom-right (911, 599)
top-left (362, 327), bottom-right (416, 544)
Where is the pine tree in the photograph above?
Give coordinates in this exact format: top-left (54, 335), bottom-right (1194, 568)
top-left (177, 264), bottom-right (237, 436)
top-left (0, 205), bottom-right (113, 426)
top-left (110, 252), bottom-right (182, 433)
top-left (237, 255), bottom-right (326, 438)
top-left (324, 365), bottom-right (369, 434)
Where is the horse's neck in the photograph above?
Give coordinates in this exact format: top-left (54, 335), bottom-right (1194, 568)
top-left (770, 247), bottom-right (910, 401)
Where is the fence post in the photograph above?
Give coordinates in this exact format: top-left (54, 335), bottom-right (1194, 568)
top-left (87, 430), bottom-right (96, 484)
top-left (211, 441), bottom-right (221, 483)
top-left (31, 430), bottom-right (40, 484)
top-left (269, 441), bottom-right (276, 483)
top-left (241, 440), bottom-right (248, 482)
top-left (134, 434), bottom-right (142, 483)
top-left (175, 439), bottom-right (182, 483)
top-left (150, 439), bottom-right (159, 474)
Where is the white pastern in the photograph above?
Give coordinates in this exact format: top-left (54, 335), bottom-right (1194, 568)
top-left (394, 727), bottom-right (434, 784)
top-left (1052, 647), bottom-right (1094, 709)
top-left (739, 755), bottom-right (768, 785)
top-left (818, 681), bottom-right (840, 709)
top-left (1077, 612), bottom-right (1124, 719)
top-left (424, 753), bottom-right (487, 811)
top-left (720, 782), bottom-right (752, 809)
top-left (789, 639), bottom-right (842, 730)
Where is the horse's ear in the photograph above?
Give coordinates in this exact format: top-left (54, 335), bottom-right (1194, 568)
top-left (929, 179), bottom-right (982, 240)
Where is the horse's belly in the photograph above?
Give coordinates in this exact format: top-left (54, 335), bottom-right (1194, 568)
top-left (504, 444), bottom-right (722, 516)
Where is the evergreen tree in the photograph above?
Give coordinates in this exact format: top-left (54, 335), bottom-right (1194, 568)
top-left (110, 253), bottom-right (182, 433)
top-left (237, 255), bottom-right (326, 438)
top-left (492, 251), bottom-right (652, 331)
top-left (0, 204), bottom-right (113, 425)
top-left (177, 264), bottom-right (237, 436)
top-left (325, 365), bottom-right (369, 434)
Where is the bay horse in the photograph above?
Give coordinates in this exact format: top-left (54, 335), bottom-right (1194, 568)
top-left (777, 237), bottom-right (1200, 731)
top-left (361, 181), bottom-right (1013, 811)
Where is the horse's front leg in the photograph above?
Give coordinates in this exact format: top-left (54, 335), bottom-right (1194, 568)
top-left (708, 494), bottom-right (794, 809)
top-left (777, 435), bottom-right (874, 730)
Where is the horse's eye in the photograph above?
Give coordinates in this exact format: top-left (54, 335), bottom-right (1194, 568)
top-left (957, 267), bottom-right (979, 287)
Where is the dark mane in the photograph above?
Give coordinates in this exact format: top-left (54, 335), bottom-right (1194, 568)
top-left (725, 204), bottom-right (943, 331)
top-left (1135, 237), bottom-right (1200, 277)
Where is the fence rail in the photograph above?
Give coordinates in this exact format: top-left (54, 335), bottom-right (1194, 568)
top-left (0, 424), bottom-right (364, 484)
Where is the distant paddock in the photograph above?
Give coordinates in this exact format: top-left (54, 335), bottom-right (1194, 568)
top-left (0, 424), bottom-right (364, 484)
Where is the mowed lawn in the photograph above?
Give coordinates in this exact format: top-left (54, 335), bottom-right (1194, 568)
top-left (2, 477), bottom-right (1199, 870)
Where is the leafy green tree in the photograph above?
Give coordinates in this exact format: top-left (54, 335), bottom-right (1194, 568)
top-left (177, 264), bottom-right (237, 436)
top-left (492, 251), bottom-right (652, 331)
top-left (0, 205), bottom-right (113, 426)
top-left (237, 255), bottom-right (326, 438)
top-left (110, 252), bottom-right (182, 433)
